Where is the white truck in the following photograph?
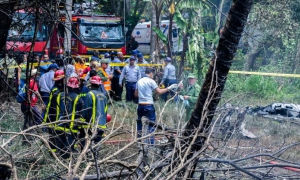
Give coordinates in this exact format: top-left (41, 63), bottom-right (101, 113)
top-left (132, 20), bottom-right (182, 55)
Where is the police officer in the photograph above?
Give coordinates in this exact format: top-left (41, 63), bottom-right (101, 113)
top-left (160, 57), bottom-right (177, 101)
top-left (135, 67), bottom-right (178, 144)
top-left (119, 56), bottom-right (141, 102)
top-left (178, 73), bottom-right (201, 122)
top-left (136, 53), bottom-right (148, 78)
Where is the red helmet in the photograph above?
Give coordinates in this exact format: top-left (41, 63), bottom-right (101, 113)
top-left (90, 76), bottom-right (102, 85)
top-left (53, 70), bottom-right (65, 81)
top-left (106, 114), bottom-right (111, 123)
top-left (56, 48), bottom-right (64, 55)
top-left (67, 77), bottom-right (80, 88)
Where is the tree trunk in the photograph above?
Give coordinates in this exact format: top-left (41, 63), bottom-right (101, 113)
top-left (64, 0), bottom-right (72, 53)
top-left (150, 3), bottom-right (156, 60)
top-left (167, 14), bottom-right (174, 58)
top-left (178, 10), bottom-right (192, 77)
top-left (174, 0), bottom-right (253, 178)
top-left (0, 3), bottom-right (15, 52)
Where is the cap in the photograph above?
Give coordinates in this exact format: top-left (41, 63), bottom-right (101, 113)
top-left (48, 63), bottom-right (58, 70)
top-left (165, 57), bottom-right (172, 62)
top-left (76, 55), bottom-right (81, 59)
top-left (101, 59), bottom-right (110, 64)
top-left (129, 56), bottom-right (136, 60)
top-left (137, 53), bottom-right (143, 58)
top-left (136, 49), bottom-right (141, 53)
top-left (117, 52), bottom-right (123, 55)
top-left (132, 50), bottom-right (137, 55)
top-left (145, 67), bottom-right (155, 74)
top-left (104, 53), bottom-right (110, 58)
top-left (187, 73), bottom-right (196, 79)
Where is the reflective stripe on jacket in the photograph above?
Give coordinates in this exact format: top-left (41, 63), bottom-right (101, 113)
top-left (81, 90), bottom-right (108, 129)
top-left (99, 68), bottom-right (111, 91)
top-left (43, 87), bottom-right (59, 126)
top-left (55, 91), bottom-right (80, 133)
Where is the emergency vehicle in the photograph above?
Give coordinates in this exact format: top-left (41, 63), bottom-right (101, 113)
top-left (50, 14), bottom-right (126, 57)
top-left (132, 20), bottom-right (182, 55)
top-left (6, 9), bottom-right (49, 55)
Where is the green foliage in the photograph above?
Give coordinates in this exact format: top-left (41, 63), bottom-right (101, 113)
top-left (152, 27), bottom-right (168, 45)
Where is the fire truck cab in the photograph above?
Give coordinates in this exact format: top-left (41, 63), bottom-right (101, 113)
top-left (50, 14), bottom-right (126, 58)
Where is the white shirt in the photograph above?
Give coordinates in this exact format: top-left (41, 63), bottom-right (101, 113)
top-left (136, 77), bottom-right (158, 104)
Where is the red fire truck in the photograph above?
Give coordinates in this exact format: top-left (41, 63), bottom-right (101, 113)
top-left (6, 9), bottom-right (49, 55)
top-left (50, 14), bottom-right (126, 57)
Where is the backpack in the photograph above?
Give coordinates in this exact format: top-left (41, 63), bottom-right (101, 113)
top-left (16, 84), bottom-right (27, 103)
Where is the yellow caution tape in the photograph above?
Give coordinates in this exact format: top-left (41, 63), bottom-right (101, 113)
top-left (0, 62), bottom-right (52, 69)
top-left (229, 71), bottom-right (300, 78)
top-left (84, 62), bottom-right (163, 67)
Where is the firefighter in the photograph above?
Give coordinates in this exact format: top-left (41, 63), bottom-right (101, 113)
top-left (97, 59), bottom-right (112, 92)
top-left (55, 76), bottom-right (81, 159)
top-left (78, 75), bottom-right (108, 149)
top-left (43, 69), bottom-right (65, 153)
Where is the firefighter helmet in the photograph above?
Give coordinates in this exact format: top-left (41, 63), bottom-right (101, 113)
top-left (67, 77), bottom-right (80, 88)
top-left (106, 114), bottom-right (111, 123)
top-left (90, 75), bottom-right (102, 85)
top-left (53, 70), bottom-right (65, 81)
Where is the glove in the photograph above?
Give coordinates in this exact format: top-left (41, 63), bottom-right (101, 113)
top-left (167, 84), bottom-right (178, 90)
top-left (183, 100), bottom-right (190, 107)
top-left (179, 95), bottom-right (184, 100)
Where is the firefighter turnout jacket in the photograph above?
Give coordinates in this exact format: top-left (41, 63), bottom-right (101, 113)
top-left (80, 89), bottom-right (108, 130)
top-left (43, 87), bottom-right (61, 126)
top-left (55, 90), bottom-right (81, 133)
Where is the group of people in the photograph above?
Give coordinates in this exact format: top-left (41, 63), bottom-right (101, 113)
top-left (0, 48), bottom-right (201, 151)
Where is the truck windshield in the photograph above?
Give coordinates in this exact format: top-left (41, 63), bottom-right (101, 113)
top-left (7, 12), bottom-right (48, 42)
top-left (79, 23), bottom-right (124, 42)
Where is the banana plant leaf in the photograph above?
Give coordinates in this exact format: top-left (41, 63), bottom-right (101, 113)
top-left (152, 27), bottom-right (168, 45)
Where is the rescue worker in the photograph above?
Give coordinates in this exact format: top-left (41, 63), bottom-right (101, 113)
top-left (119, 56), bottom-right (141, 103)
top-left (0, 51), bottom-right (18, 101)
top-left (111, 52), bottom-right (125, 101)
top-left (160, 57), bottom-right (177, 101)
top-left (178, 73), bottom-right (201, 122)
top-left (43, 69), bottom-right (65, 153)
top-left (135, 67), bottom-right (178, 144)
top-left (97, 59), bottom-right (113, 93)
top-left (39, 54), bottom-right (52, 76)
top-left (102, 53), bottom-right (112, 75)
top-left (74, 56), bottom-right (87, 78)
top-left (136, 53), bottom-right (148, 78)
top-left (79, 75), bottom-right (108, 148)
top-left (55, 76), bottom-right (81, 158)
top-left (87, 70), bottom-right (107, 96)
top-left (17, 54), bottom-right (29, 90)
top-left (21, 69), bottom-right (44, 130)
top-left (39, 63), bottom-right (58, 108)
